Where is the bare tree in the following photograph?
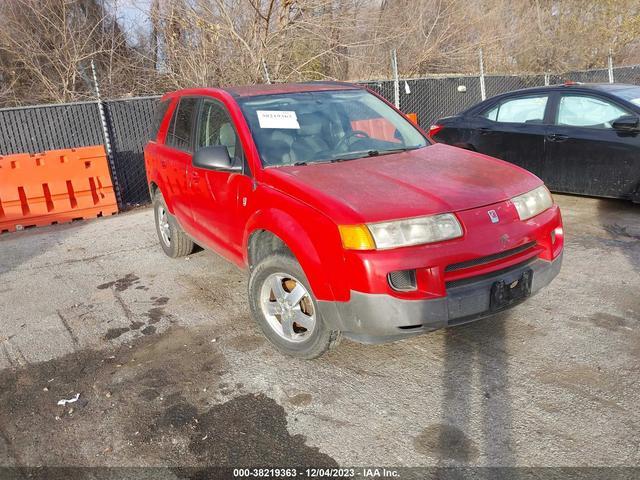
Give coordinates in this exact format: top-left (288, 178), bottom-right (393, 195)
top-left (2, 0), bottom-right (640, 106)
top-left (0, 0), bottom-right (148, 106)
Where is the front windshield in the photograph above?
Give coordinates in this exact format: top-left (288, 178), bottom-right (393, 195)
top-left (238, 89), bottom-right (428, 167)
top-left (612, 86), bottom-right (640, 107)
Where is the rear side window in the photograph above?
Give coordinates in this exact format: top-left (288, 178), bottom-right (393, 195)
top-left (556, 95), bottom-right (630, 129)
top-left (150, 99), bottom-right (170, 140)
top-left (482, 95), bottom-right (548, 124)
top-left (166, 97), bottom-right (198, 151)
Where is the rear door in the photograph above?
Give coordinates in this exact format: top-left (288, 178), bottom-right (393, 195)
top-left (159, 96), bottom-right (199, 230)
top-left (471, 93), bottom-right (552, 178)
top-left (544, 92), bottom-right (640, 198)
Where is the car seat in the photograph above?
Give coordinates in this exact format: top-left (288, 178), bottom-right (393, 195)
top-left (292, 113), bottom-right (331, 162)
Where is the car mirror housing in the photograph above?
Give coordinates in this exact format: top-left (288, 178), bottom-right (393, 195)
top-left (192, 145), bottom-right (241, 172)
top-left (612, 115), bottom-right (640, 132)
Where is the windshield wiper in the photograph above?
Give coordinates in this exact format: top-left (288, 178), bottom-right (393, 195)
top-left (330, 150), bottom-right (380, 162)
top-left (293, 161), bottom-right (307, 166)
top-left (376, 145), bottom-right (423, 155)
top-left (329, 145), bottom-right (423, 163)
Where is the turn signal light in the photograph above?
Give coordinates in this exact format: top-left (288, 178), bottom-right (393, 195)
top-left (339, 224), bottom-right (375, 250)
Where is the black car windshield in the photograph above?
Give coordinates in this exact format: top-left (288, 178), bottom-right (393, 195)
top-left (237, 89), bottom-right (428, 167)
top-left (611, 86), bottom-right (640, 107)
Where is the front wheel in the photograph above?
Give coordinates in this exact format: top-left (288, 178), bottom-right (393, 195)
top-left (248, 253), bottom-right (340, 359)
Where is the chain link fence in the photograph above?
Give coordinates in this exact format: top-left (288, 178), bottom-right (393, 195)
top-left (0, 96), bottom-right (159, 208)
top-left (1, 62), bottom-right (640, 208)
top-left (103, 96), bottom-right (160, 206)
top-left (360, 64), bottom-right (640, 128)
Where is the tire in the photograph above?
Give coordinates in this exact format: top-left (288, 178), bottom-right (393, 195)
top-left (248, 253), bottom-right (341, 359)
top-left (153, 192), bottom-right (194, 258)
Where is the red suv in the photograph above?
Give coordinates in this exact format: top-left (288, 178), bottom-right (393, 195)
top-left (144, 82), bottom-right (564, 358)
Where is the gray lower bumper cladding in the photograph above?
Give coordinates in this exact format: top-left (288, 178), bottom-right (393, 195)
top-left (318, 253), bottom-right (563, 344)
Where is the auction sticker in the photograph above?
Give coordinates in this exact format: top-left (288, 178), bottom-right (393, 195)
top-left (257, 110), bottom-right (300, 129)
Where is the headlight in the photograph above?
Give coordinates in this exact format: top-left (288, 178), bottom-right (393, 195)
top-left (339, 213), bottom-right (463, 250)
top-left (511, 185), bottom-right (553, 221)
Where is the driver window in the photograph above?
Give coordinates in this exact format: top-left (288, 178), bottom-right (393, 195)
top-left (197, 100), bottom-right (241, 163)
top-left (556, 95), bottom-right (629, 129)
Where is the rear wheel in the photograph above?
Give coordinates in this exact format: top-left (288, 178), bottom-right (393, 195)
top-left (153, 192), bottom-right (194, 258)
top-left (248, 253), bottom-right (340, 359)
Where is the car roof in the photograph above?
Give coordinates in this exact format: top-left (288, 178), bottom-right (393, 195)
top-left (223, 81), bottom-right (361, 98)
top-left (162, 82), bottom-right (362, 101)
top-left (484, 82), bottom-right (638, 98)
top-left (461, 82), bottom-right (640, 115)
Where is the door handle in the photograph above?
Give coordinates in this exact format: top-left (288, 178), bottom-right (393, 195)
top-left (191, 170), bottom-right (200, 184)
top-left (547, 133), bottom-right (569, 142)
top-left (478, 127), bottom-right (493, 135)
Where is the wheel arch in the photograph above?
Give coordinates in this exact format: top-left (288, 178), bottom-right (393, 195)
top-left (149, 181), bottom-right (159, 199)
top-left (244, 209), bottom-right (343, 302)
top-left (149, 180), bottom-right (177, 214)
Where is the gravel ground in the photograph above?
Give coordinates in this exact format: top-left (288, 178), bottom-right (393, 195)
top-left (0, 194), bottom-right (638, 472)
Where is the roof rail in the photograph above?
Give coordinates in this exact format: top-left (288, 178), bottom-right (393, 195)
top-left (302, 80), bottom-right (358, 87)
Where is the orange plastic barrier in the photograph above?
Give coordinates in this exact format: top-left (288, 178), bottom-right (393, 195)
top-left (0, 145), bottom-right (118, 233)
top-left (351, 118), bottom-right (401, 143)
top-left (351, 114), bottom-right (420, 143)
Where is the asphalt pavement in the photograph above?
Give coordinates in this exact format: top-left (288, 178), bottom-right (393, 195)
top-left (0, 194), bottom-right (638, 470)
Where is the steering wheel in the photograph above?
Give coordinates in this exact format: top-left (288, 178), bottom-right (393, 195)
top-left (335, 130), bottom-right (371, 152)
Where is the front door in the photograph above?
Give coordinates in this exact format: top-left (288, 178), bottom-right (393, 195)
top-left (544, 93), bottom-right (640, 198)
top-left (187, 99), bottom-right (253, 263)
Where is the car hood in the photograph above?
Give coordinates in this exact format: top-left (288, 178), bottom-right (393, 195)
top-left (264, 143), bottom-right (542, 224)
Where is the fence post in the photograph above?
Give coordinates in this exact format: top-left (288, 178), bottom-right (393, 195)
top-left (91, 59), bottom-right (122, 207)
top-left (479, 48), bottom-right (486, 101)
top-left (262, 59), bottom-right (271, 84)
top-left (391, 49), bottom-right (400, 109)
top-left (544, 73), bottom-right (550, 86)
top-left (608, 49), bottom-right (614, 83)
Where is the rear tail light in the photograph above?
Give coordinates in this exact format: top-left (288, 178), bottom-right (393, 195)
top-left (428, 124), bottom-right (444, 139)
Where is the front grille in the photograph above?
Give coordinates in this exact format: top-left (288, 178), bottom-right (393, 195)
top-left (388, 269), bottom-right (417, 291)
top-left (445, 241), bottom-right (537, 272)
top-left (445, 258), bottom-right (535, 290)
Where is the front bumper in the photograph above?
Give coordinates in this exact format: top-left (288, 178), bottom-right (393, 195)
top-left (318, 252), bottom-right (562, 344)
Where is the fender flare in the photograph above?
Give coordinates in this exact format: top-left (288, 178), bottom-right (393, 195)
top-left (243, 208), bottom-right (339, 302)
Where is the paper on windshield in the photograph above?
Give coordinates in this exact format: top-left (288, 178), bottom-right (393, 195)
top-left (257, 110), bottom-right (300, 129)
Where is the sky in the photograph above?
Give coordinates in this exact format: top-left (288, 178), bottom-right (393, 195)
top-left (105, 0), bottom-right (152, 38)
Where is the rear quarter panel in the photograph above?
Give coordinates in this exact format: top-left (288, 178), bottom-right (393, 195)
top-left (432, 116), bottom-right (477, 150)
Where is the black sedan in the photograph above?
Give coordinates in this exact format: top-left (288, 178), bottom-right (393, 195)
top-left (429, 83), bottom-right (640, 202)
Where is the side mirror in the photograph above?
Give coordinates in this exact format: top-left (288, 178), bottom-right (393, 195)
top-left (192, 145), bottom-right (241, 172)
top-left (612, 115), bottom-right (639, 132)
